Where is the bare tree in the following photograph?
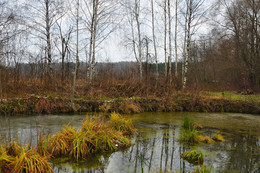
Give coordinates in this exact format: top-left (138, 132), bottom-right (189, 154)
top-left (81, 0), bottom-right (121, 83)
top-left (182, 0), bottom-right (205, 89)
top-left (164, 0), bottom-right (168, 77)
top-left (25, 0), bottom-right (64, 80)
top-left (151, 0), bottom-right (159, 78)
top-left (168, 0), bottom-right (172, 84)
top-left (55, 20), bottom-right (73, 82)
top-left (124, 0), bottom-right (143, 78)
top-left (175, 0), bottom-right (179, 77)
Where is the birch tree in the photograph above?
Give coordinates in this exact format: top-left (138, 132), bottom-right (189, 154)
top-left (168, 0), bottom-right (172, 84)
top-left (164, 0), bottom-right (168, 77)
top-left (182, 0), bottom-right (205, 89)
top-left (124, 0), bottom-right (143, 78)
top-left (151, 0), bottom-right (159, 78)
top-left (174, 0), bottom-right (179, 77)
top-left (25, 0), bottom-right (64, 80)
top-left (82, 0), bottom-right (121, 83)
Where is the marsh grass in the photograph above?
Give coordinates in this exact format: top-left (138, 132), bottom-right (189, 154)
top-left (37, 113), bottom-right (134, 161)
top-left (0, 150), bottom-right (14, 172)
top-left (0, 113), bottom-right (135, 172)
top-left (193, 165), bottom-right (212, 173)
top-left (13, 147), bottom-right (53, 173)
top-left (5, 141), bottom-right (22, 156)
top-left (0, 142), bottom-right (53, 173)
top-left (181, 129), bottom-right (198, 144)
top-left (48, 124), bottom-right (76, 157)
top-left (195, 135), bottom-right (214, 144)
top-left (212, 134), bottom-right (225, 142)
top-left (181, 115), bottom-right (216, 145)
top-left (181, 150), bottom-right (204, 165)
top-left (183, 115), bottom-right (195, 131)
top-left (109, 113), bottom-right (136, 135)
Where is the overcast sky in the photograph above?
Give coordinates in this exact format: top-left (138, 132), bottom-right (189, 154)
top-left (96, 0), bottom-right (215, 63)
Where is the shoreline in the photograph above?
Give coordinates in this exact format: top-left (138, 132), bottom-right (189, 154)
top-left (1, 94), bottom-right (259, 115)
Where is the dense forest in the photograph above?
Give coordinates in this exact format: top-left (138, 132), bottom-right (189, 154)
top-left (0, 0), bottom-right (260, 99)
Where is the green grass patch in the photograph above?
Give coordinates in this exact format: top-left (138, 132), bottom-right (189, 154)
top-left (181, 150), bottom-right (204, 165)
top-left (203, 91), bottom-right (260, 102)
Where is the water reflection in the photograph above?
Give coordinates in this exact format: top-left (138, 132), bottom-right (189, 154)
top-left (0, 113), bottom-right (260, 172)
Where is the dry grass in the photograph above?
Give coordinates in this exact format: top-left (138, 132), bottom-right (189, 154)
top-left (195, 136), bottom-right (214, 144)
top-left (0, 113), bottom-right (135, 172)
top-left (109, 112), bottom-right (136, 135)
top-left (0, 142), bottom-right (53, 173)
top-left (37, 113), bottom-right (134, 161)
top-left (212, 134), bottom-right (225, 142)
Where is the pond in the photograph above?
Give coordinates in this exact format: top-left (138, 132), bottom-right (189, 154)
top-left (0, 112), bottom-right (260, 173)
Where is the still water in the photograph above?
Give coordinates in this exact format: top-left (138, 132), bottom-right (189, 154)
top-left (0, 112), bottom-right (260, 173)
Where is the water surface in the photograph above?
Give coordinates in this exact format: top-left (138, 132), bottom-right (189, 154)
top-left (0, 112), bottom-right (259, 173)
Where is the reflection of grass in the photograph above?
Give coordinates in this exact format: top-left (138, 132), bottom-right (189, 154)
top-left (193, 165), bottom-right (212, 173)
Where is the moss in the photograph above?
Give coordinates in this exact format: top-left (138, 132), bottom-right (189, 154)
top-left (196, 135), bottom-right (214, 144)
top-left (212, 134), bottom-right (225, 142)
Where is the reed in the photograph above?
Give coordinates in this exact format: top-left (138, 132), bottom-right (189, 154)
top-left (37, 114), bottom-right (134, 161)
top-left (70, 131), bottom-right (93, 161)
top-left (47, 124), bottom-right (76, 157)
top-left (183, 115), bottom-right (195, 131)
top-left (0, 150), bottom-right (14, 173)
top-left (37, 134), bottom-right (51, 157)
top-left (0, 142), bottom-right (53, 173)
top-left (5, 141), bottom-right (22, 156)
top-left (109, 112), bottom-right (136, 135)
top-left (13, 147), bottom-right (53, 173)
top-left (181, 129), bottom-right (198, 144)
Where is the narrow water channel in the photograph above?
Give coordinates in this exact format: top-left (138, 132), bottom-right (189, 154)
top-left (0, 112), bottom-right (259, 173)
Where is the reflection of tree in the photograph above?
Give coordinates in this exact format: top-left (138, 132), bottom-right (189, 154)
top-left (223, 132), bottom-right (260, 173)
top-left (148, 137), bottom-right (156, 171)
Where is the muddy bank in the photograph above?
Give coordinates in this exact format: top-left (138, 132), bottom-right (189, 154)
top-left (0, 94), bottom-right (259, 115)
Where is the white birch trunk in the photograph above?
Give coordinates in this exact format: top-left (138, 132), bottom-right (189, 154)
top-left (164, 0), bottom-right (168, 77)
top-left (151, 0), bottom-right (158, 78)
top-left (168, 0), bottom-right (172, 84)
top-left (183, 0), bottom-right (192, 89)
top-left (174, 0), bottom-right (178, 77)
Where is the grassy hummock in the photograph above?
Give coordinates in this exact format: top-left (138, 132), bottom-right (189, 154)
top-left (181, 150), bottom-right (204, 165)
top-left (212, 134), bottom-right (225, 142)
top-left (181, 115), bottom-right (224, 145)
top-left (37, 113), bottom-right (135, 161)
top-left (0, 113), bottom-right (136, 172)
top-left (0, 142), bottom-right (53, 173)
